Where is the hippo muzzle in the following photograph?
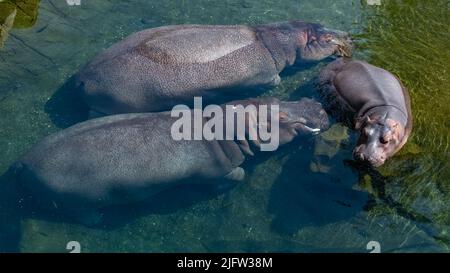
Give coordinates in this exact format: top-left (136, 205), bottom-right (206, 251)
top-left (297, 25), bottom-right (353, 61)
top-left (353, 142), bottom-right (387, 168)
top-left (278, 98), bottom-right (330, 145)
top-left (353, 118), bottom-right (405, 167)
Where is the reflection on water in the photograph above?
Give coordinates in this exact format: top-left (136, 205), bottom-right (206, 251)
top-left (0, 0), bottom-right (448, 252)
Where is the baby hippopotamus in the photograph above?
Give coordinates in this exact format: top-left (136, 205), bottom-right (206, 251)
top-left (317, 59), bottom-right (412, 167)
top-left (76, 21), bottom-right (352, 115)
top-left (8, 97), bottom-right (328, 224)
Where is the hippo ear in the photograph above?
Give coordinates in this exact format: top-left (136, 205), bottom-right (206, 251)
top-left (355, 119), bottom-right (362, 130)
top-left (355, 115), bottom-right (373, 130)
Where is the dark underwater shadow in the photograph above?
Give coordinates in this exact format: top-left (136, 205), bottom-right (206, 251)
top-left (280, 59), bottom-right (320, 78)
top-left (0, 169), bottom-right (22, 253)
top-left (267, 137), bottom-right (369, 236)
top-left (16, 177), bottom-right (238, 232)
top-left (44, 75), bottom-right (90, 128)
top-left (97, 178), bottom-right (238, 229)
top-left (0, 165), bottom-right (239, 252)
top-left (288, 75), bottom-right (319, 101)
top-left (347, 158), bottom-right (438, 229)
top-left (281, 56), bottom-right (342, 80)
top-left (284, 57), bottom-right (342, 104)
top-left (0, 209), bottom-right (20, 253)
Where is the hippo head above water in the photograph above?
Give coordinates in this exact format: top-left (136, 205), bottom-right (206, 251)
top-left (257, 20), bottom-right (352, 65)
top-left (353, 114), bottom-right (408, 167)
top-left (278, 98), bottom-right (330, 145)
top-left (222, 97), bottom-right (330, 155)
top-left (292, 21), bottom-right (353, 62)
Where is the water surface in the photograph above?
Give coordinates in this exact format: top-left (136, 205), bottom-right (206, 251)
top-left (0, 0), bottom-right (448, 252)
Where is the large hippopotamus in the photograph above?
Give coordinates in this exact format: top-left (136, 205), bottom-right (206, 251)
top-left (7, 97), bottom-right (328, 224)
top-left (317, 58), bottom-right (412, 167)
top-left (76, 21), bottom-right (352, 115)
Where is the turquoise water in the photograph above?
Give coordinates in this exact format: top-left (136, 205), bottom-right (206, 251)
top-left (0, 0), bottom-right (449, 252)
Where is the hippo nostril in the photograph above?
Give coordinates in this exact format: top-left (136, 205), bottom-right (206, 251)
top-left (354, 153), bottom-right (364, 161)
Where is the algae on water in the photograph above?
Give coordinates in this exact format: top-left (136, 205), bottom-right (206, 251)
top-left (0, 8), bottom-right (15, 48)
top-left (0, 0), bottom-right (40, 28)
top-left (0, 0), bottom-right (40, 48)
top-left (360, 0), bottom-right (450, 244)
top-left (310, 123), bottom-right (349, 173)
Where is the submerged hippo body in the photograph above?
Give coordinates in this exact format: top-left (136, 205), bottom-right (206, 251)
top-left (317, 58), bottom-right (412, 167)
top-left (9, 97), bottom-right (328, 224)
top-left (76, 22), bottom-right (351, 115)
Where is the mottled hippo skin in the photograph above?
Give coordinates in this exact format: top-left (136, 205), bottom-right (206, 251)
top-left (76, 21), bottom-right (351, 115)
top-left (9, 97), bottom-right (328, 224)
top-left (317, 59), bottom-right (412, 167)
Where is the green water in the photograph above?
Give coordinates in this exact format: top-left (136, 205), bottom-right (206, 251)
top-left (0, 0), bottom-right (448, 252)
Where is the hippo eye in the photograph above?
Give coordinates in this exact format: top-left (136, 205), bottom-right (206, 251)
top-left (322, 34), bottom-right (333, 42)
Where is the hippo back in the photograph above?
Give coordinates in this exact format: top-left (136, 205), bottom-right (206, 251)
top-left (16, 113), bottom-right (243, 208)
top-left (76, 25), bottom-right (278, 114)
top-left (134, 25), bottom-right (257, 64)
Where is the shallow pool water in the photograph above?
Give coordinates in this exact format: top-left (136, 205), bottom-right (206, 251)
top-left (0, 0), bottom-right (448, 252)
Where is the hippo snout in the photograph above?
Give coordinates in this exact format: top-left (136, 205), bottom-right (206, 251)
top-left (318, 109), bottom-right (330, 131)
top-left (303, 103), bottom-right (330, 133)
top-left (282, 99), bottom-right (330, 136)
top-left (324, 28), bottom-right (353, 58)
top-left (353, 146), bottom-right (386, 167)
top-left (299, 26), bottom-right (353, 61)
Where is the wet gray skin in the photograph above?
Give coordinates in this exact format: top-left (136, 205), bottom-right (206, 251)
top-left (317, 59), bottom-right (412, 167)
top-left (353, 120), bottom-right (395, 167)
top-left (255, 21), bottom-right (352, 63)
top-left (77, 21), bottom-right (352, 115)
top-left (292, 23), bottom-right (353, 60)
top-left (352, 109), bottom-right (410, 167)
top-left (278, 98), bottom-right (330, 144)
top-left (302, 27), bottom-right (352, 61)
top-left (221, 97), bottom-right (330, 152)
top-left (8, 97), bottom-right (328, 225)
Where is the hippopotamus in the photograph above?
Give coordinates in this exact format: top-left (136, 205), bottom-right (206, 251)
top-left (316, 58), bottom-right (412, 167)
top-left (7, 97), bottom-right (328, 224)
top-left (75, 21), bottom-right (352, 115)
